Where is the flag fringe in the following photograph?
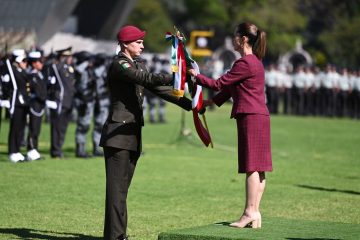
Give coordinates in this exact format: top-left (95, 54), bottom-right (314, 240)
top-left (172, 89), bottom-right (185, 97)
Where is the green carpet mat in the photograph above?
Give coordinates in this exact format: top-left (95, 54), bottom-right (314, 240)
top-left (158, 217), bottom-right (360, 240)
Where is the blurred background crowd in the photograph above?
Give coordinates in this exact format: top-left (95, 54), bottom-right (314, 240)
top-left (0, 0), bottom-right (360, 162)
top-left (0, 47), bottom-right (174, 162)
top-left (264, 64), bottom-right (360, 118)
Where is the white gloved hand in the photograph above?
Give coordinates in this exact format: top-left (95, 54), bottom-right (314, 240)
top-left (0, 100), bottom-right (10, 108)
top-left (46, 100), bottom-right (58, 109)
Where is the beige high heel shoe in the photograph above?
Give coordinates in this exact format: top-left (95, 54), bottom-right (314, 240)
top-left (229, 212), bottom-right (261, 228)
top-left (251, 216), bottom-right (261, 228)
top-left (256, 212), bottom-right (262, 228)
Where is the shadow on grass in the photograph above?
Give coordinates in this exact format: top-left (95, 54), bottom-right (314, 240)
top-left (214, 221), bottom-right (231, 226)
top-left (0, 228), bottom-right (102, 239)
top-left (296, 184), bottom-right (360, 195)
top-left (214, 221), bottom-right (255, 228)
top-left (286, 238), bottom-right (341, 240)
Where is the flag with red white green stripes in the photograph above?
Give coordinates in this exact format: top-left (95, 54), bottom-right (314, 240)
top-left (165, 28), bottom-right (212, 147)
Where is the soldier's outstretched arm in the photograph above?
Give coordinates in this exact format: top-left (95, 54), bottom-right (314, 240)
top-left (110, 60), bottom-right (173, 87)
top-left (147, 85), bottom-right (192, 111)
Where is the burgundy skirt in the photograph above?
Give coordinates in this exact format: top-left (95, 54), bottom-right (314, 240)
top-left (236, 114), bottom-right (272, 173)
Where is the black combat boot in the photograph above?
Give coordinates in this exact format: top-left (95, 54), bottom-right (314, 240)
top-left (93, 141), bottom-right (103, 157)
top-left (76, 143), bottom-right (92, 158)
top-left (93, 149), bottom-right (103, 156)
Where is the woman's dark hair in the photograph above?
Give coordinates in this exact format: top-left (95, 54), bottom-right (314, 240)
top-left (235, 22), bottom-right (266, 60)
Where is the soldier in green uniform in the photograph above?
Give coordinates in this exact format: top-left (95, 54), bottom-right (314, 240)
top-left (100, 25), bottom-right (192, 240)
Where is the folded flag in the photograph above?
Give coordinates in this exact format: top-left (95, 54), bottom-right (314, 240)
top-left (190, 61), bottom-right (212, 147)
top-left (166, 31), bottom-right (186, 97)
top-left (166, 28), bottom-right (212, 147)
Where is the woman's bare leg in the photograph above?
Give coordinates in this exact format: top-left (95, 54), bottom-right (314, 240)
top-left (230, 171), bottom-right (261, 228)
top-left (255, 172), bottom-right (266, 227)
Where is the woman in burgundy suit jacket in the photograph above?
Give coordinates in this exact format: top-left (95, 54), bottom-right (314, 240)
top-left (189, 22), bottom-right (272, 228)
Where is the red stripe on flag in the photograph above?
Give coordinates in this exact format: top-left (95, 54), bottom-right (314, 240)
top-left (177, 42), bottom-right (187, 91)
top-left (193, 110), bottom-right (211, 147)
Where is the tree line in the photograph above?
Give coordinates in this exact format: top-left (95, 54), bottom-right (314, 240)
top-left (127, 0), bottom-right (360, 68)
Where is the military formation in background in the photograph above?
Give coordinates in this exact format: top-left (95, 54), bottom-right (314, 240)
top-left (265, 64), bottom-right (360, 118)
top-left (0, 47), bottom-right (112, 163)
top-left (0, 47), bottom-right (175, 163)
top-left (73, 51), bottom-right (110, 158)
top-left (143, 55), bottom-right (170, 123)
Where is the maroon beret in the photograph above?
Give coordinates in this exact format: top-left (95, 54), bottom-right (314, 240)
top-left (117, 25), bottom-right (146, 42)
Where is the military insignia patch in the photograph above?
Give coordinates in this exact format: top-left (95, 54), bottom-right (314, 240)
top-left (120, 62), bottom-right (131, 69)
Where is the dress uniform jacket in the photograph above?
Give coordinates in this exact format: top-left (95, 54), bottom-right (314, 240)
top-left (48, 61), bottom-right (76, 157)
top-left (29, 70), bottom-right (47, 115)
top-left (48, 62), bottom-right (76, 111)
top-left (27, 69), bottom-right (47, 151)
top-left (100, 53), bottom-right (192, 155)
top-left (0, 64), bottom-right (29, 107)
top-left (12, 65), bottom-right (31, 107)
top-left (7, 65), bottom-right (31, 155)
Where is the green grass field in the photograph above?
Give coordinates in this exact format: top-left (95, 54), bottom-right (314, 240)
top-left (0, 103), bottom-right (359, 240)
